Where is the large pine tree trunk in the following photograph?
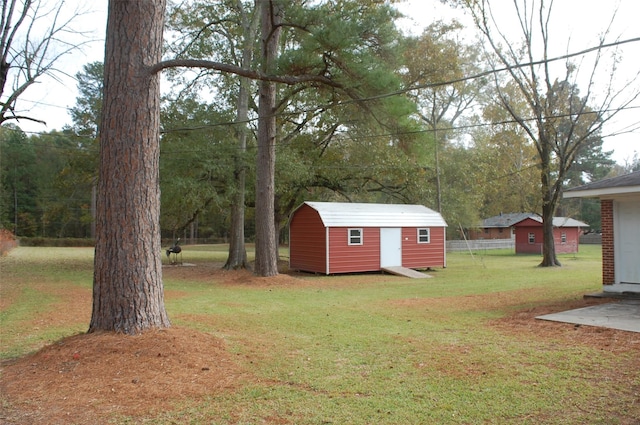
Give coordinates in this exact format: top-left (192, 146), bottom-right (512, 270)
top-left (254, 0), bottom-right (281, 277)
top-left (89, 0), bottom-right (170, 334)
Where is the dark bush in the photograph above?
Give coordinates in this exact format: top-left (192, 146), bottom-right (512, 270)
top-left (18, 237), bottom-right (95, 247)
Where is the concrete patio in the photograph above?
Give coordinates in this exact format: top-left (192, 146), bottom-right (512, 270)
top-left (537, 299), bottom-right (640, 333)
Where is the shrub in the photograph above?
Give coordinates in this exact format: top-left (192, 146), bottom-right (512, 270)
top-left (0, 229), bottom-right (18, 256)
top-left (17, 237), bottom-right (95, 247)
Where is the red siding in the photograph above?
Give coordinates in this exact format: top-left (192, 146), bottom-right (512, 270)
top-left (289, 204), bottom-right (327, 273)
top-left (554, 227), bottom-right (580, 254)
top-left (328, 227), bottom-right (380, 274)
top-left (289, 204), bottom-right (448, 274)
top-left (515, 226), bottom-right (543, 254)
top-left (402, 227), bottom-right (446, 268)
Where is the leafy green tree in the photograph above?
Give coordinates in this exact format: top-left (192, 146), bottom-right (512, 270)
top-left (159, 98), bottom-right (238, 240)
top-left (473, 126), bottom-right (541, 217)
top-left (164, 0), bottom-right (415, 275)
top-left (254, 0), bottom-right (414, 275)
top-left (1, 124), bottom-right (96, 238)
top-left (474, 81), bottom-right (541, 217)
top-left (402, 21), bottom-right (485, 213)
top-left (0, 125), bottom-right (38, 235)
top-left (437, 143), bottom-right (484, 237)
top-left (166, 0), bottom-right (260, 269)
top-left (59, 62), bottom-right (105, 238)
top-left (31, 130), bottom-right (94, 238)
top-left (70, 62), bottom-right (104, 138)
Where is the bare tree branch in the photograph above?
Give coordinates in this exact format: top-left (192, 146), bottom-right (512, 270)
top-left (0, 0), bottom-right (93, 125)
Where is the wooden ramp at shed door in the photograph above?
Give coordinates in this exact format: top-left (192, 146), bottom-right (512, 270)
top-left (381, 266), bottom-right (432, 279)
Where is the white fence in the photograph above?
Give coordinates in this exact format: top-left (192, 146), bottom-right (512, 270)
top-left (446, 239), bottom-right (514, 252)
top-left (579, 234), bottom-right (602, 244)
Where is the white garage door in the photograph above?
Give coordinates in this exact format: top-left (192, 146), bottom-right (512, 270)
top-left (616, 200), bottom-right (640, 284)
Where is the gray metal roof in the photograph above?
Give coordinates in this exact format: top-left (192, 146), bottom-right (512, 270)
top-left (481, 213), bottom-right (588, 228)
top-left (482, 213), bottom-right (537, 228)
top-left (564, 171), bottom-right (640, 198)
top-left (303, 201), bottom-right (448, 227)
top-left (552, 217), bottom-right (588, 227)
top-left (514, 215), bottom-right (589, 228)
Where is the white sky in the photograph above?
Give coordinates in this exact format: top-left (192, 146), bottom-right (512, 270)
top-left (11, 0), bottom-right (640, 164)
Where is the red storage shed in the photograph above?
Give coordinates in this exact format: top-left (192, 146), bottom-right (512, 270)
top-left (288, 201), bottom-right (448, 275)
top-left (513, 215), bottom-right (587, 254)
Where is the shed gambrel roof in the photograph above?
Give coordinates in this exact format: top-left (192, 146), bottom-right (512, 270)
top-left (564, 170), bottom-right (640, 198)
top-left (301, 202), bottom-right (447, 227)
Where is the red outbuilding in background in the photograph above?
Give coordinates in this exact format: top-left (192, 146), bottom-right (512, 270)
top-left (512, 215), bottom-right (587, 255)
top-left (288, 202), bottom-right (448, 275)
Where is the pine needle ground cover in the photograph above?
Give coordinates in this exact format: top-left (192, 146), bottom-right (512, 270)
top-left (1, 245), bottom-right (638, 424)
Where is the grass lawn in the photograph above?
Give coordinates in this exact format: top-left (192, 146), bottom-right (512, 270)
top-left (1, 245), bottom-right (639, 424)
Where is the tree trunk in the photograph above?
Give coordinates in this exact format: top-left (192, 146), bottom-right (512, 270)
top-left (254, 0), bottom-right (281, 277)
top-left (223, 76), bottom-right (250, 270)
top-left (224, 4), bottom-right (259, 271)
top-left (539, 146), bottom-right (561, 267)
top-left (427, 89), bottom-right (445, 213)
top-left (540, 200), bottom-right (560, 266)
top-left (89, 0), bottom-right (170, 334)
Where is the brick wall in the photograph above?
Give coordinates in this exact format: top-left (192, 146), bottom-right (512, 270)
top-left (601, 200), bottom-right (614, 285)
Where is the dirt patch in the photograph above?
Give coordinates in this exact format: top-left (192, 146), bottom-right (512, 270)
top-left (162, 260), bottom-right (401, 288)
top-left (393, 289), bottom-right (640, 354)
top-left (162, 261), bottom-right (313, 287)
top-left (0, 327), bottom-right (243, 424)
top-left (1, 264), bottom-right (290, 425)
top-left (491, 297), bottom-right (640, 353)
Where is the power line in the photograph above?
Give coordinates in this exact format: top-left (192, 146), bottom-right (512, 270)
top-left (4, 35), bottom-right (640, 146)
top-left (5, 101), bottom-right (640, 157)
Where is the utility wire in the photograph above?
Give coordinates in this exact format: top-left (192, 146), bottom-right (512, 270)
top-left (4, 36), bottom-right (640, 145)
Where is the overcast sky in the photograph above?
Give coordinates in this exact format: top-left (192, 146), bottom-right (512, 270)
top-left (12, 0), bottom-right (640, 165)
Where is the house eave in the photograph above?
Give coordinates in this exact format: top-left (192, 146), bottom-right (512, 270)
top-left (564, 186), bottom-right (640, 198)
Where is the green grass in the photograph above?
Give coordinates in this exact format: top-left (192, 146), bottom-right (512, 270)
top-left (0, 247), bottom-right (94, 358)
top-left (2, 245), bottom-right (638, 424)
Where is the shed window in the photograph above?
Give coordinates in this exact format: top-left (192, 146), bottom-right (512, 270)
top-left (348, 228), bottom-right (363, 245)
top-left (418, 228), bottom-right (430, 243)
top-left (561, 232), bottom-right (567, 244)
top-left (528, 232), bottom-right (535, 244)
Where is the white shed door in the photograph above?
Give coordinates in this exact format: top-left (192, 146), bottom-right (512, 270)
top-left (616, 201), bottom-right (640, 284)
top-left (380, 228), bottom-right (402, 267)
